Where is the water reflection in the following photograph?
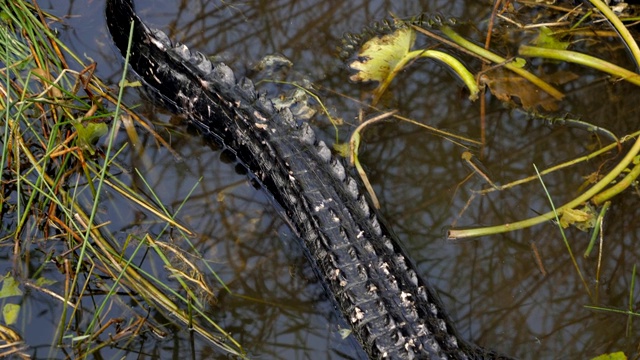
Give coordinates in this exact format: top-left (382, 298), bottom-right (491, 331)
top-left (32, 0), bottom-right (640, 358)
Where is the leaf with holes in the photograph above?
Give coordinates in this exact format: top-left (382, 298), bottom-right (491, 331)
top-left (349, 27), bottom-right (416, 84)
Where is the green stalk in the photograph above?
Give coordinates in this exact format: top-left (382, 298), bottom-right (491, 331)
top-left (591, 157), bottom-right (640, 205)
top-left (584, 201), bottom-right (610, 258)
top-left (449, 133), bottom-right (640, 239)
top-left (519, 45), bottom-right (640, 86)
top-left (589, 0), bottom-right (640, 67)
top-left (377, 49), bottom-right (479, 102)
top-left (414, 50), bottom-right (480, 100)
top-left (440, 25), bottom-right (564, 100)
top-left (534, 164), bottom-right (591, 298)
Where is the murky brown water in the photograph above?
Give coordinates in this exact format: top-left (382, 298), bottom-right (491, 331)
top-left (16, 0), bottom-right (640, 358)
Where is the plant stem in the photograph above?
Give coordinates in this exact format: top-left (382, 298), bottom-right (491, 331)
top-left (440, 25), bottom-right (564, 100)
top-left (519, 45), bottom-right (640, 86)
top-left (449, 133), bottom-right (640, 239)
top-left (589, 0), bottom-right (640, 68)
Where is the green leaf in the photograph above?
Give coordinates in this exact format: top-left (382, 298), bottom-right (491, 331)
top-left (35, 276), bottom-right (56, 287)
top-left (119, 79), bottom-right (142, 88)
top-left (591, 351), bottom-right (627, 360)
top-left (348, 27), bottom-right (479, 103)
top-left (349, 27), bottom-right (416, 84)
top-left (511, 57), bottom-right (527, 68)
top-left (0, 274), bottom-right (22, 298)
top-left (73, 121), bottom-right (108, 155)
top-left (535, 26), bottom-right (569, 50)
top-left (333, 142), bottom-right (349, 158)
top-left (2, 304), bottom-right (20, 325)
top-left (338, 328), bottom-right (352, 339)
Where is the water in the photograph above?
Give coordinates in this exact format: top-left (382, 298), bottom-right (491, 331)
top-left (12, 0), bottom-right (640, 358)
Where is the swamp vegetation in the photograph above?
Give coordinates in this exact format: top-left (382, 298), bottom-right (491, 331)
top-left (1, 0), bottom-right (640, 358)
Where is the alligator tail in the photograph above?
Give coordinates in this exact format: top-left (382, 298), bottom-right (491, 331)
top-left (106, 1), bottom-right (510, 359)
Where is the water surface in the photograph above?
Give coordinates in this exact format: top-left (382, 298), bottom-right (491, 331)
top-left (18, 0), bottom-right (640, 358)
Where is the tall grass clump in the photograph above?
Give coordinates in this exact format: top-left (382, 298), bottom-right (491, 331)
top-left (0, 1), bottom-right (243, 358)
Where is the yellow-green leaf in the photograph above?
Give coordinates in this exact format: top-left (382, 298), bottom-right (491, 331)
top-left (559, 206), bottom-right (596, 231)
top-left (511, 57), bottom-right (527, 68)
top-left (2, 303), bottom-right (20, 325)
top-left (591, 351), bottom-right (627, 360)
top-left (119, 79), bottom-right (142, 88)
top-left (35, 276), bottom-right (56, 287)
top-left (0, 274), bottom-right (22, 298)
top-left (349, 27), bottom-right (416, 84)
top-left (338, 328), bottom-right (352, 339)
top-left (535, 26), bottom-right (569, 50)
top-left (73, 121), bottom-right (108, 155)
top-left (333, 142), bottom-right (349, 158)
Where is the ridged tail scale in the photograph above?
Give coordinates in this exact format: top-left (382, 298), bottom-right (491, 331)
top-left (106, 1), bottom-right (510, 359)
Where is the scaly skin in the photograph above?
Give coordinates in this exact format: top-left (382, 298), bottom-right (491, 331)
top-left (106, 1), bottom-right (512, 358)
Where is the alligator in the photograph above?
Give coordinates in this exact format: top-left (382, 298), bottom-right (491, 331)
top-left (106, 1), bottom-right (512, 359)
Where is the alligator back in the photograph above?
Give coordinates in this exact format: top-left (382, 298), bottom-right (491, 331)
top-left (106, 1), bottom-right (508, 359)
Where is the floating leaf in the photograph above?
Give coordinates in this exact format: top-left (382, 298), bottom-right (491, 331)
top-left (560, 205), bottom-right (596, 231)
top-left (349, 27), bottom-right (479, 103)
top-left (535, 26), bottom-right (570, 50)
top-left (2, 304), bottom-right (19, 326)
top-left (482, 68), bottom-right (559, 111)
top-left (119, 79), bottom-right (142, 88)
top-left (338, 328), bottom-right (352, 339)
top-left (73, 121), bottom-right (108, 155)
top-left (544, 70), bottom-right (579, 85)
top-left (511, 57), bottom-right (527, 68)
top-left (349, 27), bottom-right (416, 84)
top-left (0, 274), bottom-right (22, 298)
top-left (333, 142), bottom-right (349, 158)
top-left (591, 351), bottom-right (627, 360)
top-left (35, 276), bottom-right (56, 287)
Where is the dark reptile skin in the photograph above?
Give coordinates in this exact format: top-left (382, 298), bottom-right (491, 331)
top-left (106, 1), bottom-right (512, 359)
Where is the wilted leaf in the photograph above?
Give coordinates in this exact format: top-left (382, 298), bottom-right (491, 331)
top-left (2, 304), bottom-right (20, 326)
top-left (560, 205), bottom-right (596, 231)
top-left (535, 26), bottom-right (570, 50)
top-left (591, 351), bottom-right (627, 360)
top-left (0, 274), bottom-right (22, 298)
top-left (348, 27), bottom-right (480, 104)
top-left (349, 27), bottom-right (416, 84)
top-left (543, 70), bottom-right (579, 85)
top-left (482, 68), bottom-right (559, 111)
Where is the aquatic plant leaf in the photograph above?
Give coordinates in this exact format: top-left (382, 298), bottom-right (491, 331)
top-left (2, 304), bottom-right (19, 325)
top-left (74, 121), bottom-right (108, 155)
top-left (338, 328), bottom-right (352, 339)
top-left (35, 276), bottom-right (56, 287)
top-left (535, 26), bottom-right (569, 50)
top-left (333, 142), bottom-right (349, 158)
top-left (510, 57), bottom-right (527, 68)
top-left (482, 68), bottom-right (559, 111)
top-left (349, 27), bottom-right (416, 84)
top-left (119, 79), bottom-right (142, 88)
top-left (349, 27), bottom-right (479, 103)
top-left (591, 352), bottom-right (627, 360)
top-left (559, 206), bottom-right (596, 231)
top-left (0, 274), bottom-right (22, 298)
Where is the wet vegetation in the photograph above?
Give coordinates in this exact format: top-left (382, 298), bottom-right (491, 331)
top-left (1, 0), bottom-right (640, 359)
top-left (1, 1), bottom-right (243, 358)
